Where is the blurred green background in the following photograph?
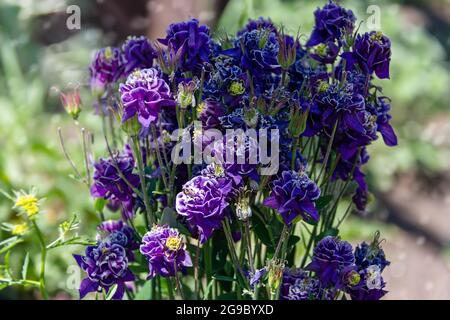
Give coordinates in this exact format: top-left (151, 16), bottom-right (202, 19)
top-left (0, 0), bottom-right (449, 299)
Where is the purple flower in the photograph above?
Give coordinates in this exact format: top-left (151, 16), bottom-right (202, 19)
top-left (89, 47), bottom-right (124, 95)
top-left (223, 28), bottom-right (280, 93)
top-left (348, 265), bottom-right (387, 300)
top-left (237, 17), bottom-right (277, 37)
top-left (176, 175), bottom-right (231, 243)
top-left (90, 153), bottom-right (140, 219)
top-left (367, 97), bottom-right (397, 146)
top-left (73, 242), bottom-right (135, 300)
top-left (281, 268), bottom-right (335, 300)
top-left (139, 225), bottom-right (192, 278)
top-left (264, 170), bottom-right (321, 225)
top-left (158, 19), bottom-right (211, 74)
top-left (122, 36), bottom-right (157, 75)
top-left (306, 1), bottom-right (356, 47)
top-left (119, 68), bottom-right (176, 127)
top-left (307, 236), bottom-right (355, 288)
top-left (97, 220), bottom-right (139, 259)
top-left (354, 233), bottom-right (390, 272)
top-left (343, 31), bottom-right (391, 79)
top-left (309, 41), bottom-right (339, 64)
top-left (197, 99), bottom-right (225, 130)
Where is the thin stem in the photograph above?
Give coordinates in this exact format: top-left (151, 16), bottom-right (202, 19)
top-left (317, 120), bottom-right (338, 182)
top-left (131, 136), bottom-right (154, 227)
top-left (151, 124), bottom-right (169, 190)
top-left (57, 128), bottom-right (87, 186)
top-left (222, 220), bottom-right (249, 290)
top-left (194, 239), bottom-right (200, 300)
top-left (244, 221), bottom-right (255, 274)
top-left (174, 261), bottom-right (186, 300)
top-left (32, 220), bottom-right (48, 300)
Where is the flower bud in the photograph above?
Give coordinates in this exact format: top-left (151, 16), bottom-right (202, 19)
top-left (236, 190), bottom-right (252, 221)
top-left (288, 105), bottom-right (309, 138)
top-left (60, 88), bottom-right (82, 120)
top-left (177, 80), bottom-right (197, 109)
top-left (267, 259), bottom-right (285, 294)
top-left (277, 34), bottom-right (297, 70)
top-left (244, 107), bottom-right (258, 128)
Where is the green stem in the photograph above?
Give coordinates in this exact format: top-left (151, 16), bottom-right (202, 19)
top-left (222, 220), bottom-right (249, 290)
top-left (131, 136), bottom-right (153, 227)
top-left (32, 220), bottom-right (48, 300)
top-left (174, 261), bottom-right (186, 300)
top-left (151, 125), bottom-right (169, 190)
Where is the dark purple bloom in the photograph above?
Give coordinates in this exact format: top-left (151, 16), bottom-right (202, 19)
top-left (140, 225), bottom-right (192, 278)
top-left (223, 28), bottom-right (280, 93)
top-left (366, 97), bottom-right (397, 146)
top-left (90, 152), bottom-right (140, 219)
top-left (89, 47), bottom-right (124, 95)
top-left (119, 68), bottom-right (176, 127)
top-left (176, 175), bottom-right (231, 243)
top-left (197, 98), bottom-right (226, 130)
top-left (97, 220), bottom-right (139, 259)
top-left (237, 17), bottom-right (277, 37)
top-left (348, 266), bottom-right (388, 300)
top-left (354, 234), bottom-right (390, 272)
top-left (122, 36), bottom-right (157, 75)
top-left (158, 19), bottom-right (211, 74)
top-left (309, 41), bottom-right (339, 64)
top-left (73, 242), bottom-right (134, 300)
top-left (203, 56), bottom-right (248, 108)
top-left (307, 236), bottom-right (355, 288)
top-left (306, 1), bottom-right (356, 47)
top-left (264, 170), bottom-right (320, 225)
top-left (343, 31), bottom-right (391, 79)
top-left (281, 268), bottom-right (335, 300)
top-left (352, 187), bottom-right (369, 211)
top-left (209, 135), bottom-right (260, 189)
top-left (307, 83), bottom-right (369, 160)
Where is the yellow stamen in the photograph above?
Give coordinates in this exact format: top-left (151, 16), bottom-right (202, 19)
top-left (12, 223), bottom-right (29, 236)
top-left (165, 236), bottom-right (182, 251)
top-left (15, 194), bottom-right (39, 217)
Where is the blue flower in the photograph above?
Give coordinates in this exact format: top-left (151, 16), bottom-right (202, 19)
top-left (264, 170), bottom-right (320, 225)
top-left (306, 1), bottom-right (356, 47)
top-left (158, 19), bottom-right (211, 74)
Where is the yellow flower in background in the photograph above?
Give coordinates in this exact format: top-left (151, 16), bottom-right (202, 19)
top-left (15, 193), bottom-right (40, 217)
top-left (11, 222), bottom-right (29, 236)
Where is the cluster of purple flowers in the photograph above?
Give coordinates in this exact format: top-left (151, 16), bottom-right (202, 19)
top-left (281, 234), bottom-right (389, 300)
top-left (77, 0), bottom-right (395, 300)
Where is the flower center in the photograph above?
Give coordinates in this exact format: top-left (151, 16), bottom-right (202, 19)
top-left (370, 31), bottom-right (384, 43)
top-left (229, 81), bottom-right (245, 96)
top-left (165, 236), bottom-right (182, 251)
top-left (15, 194), bottom-right (39, 217)
top-left (104, 47), bottom-right (114, 61)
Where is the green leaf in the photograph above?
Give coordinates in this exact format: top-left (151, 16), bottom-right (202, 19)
top-left (252, 214), bottom-right (273, 248)
top-left (21, 253), bottom-right (29, 280)
top-left (213, 275), bottom-right (236, 282)
top-left (160, 207), bottom-right (178, 227)
top-left (134, 281), bottom-right (152, 300)
top-left (94, 198), bottom-right (106, 212)
top-left (105, 284), bottom-right (118, 300)
top-left (203, 278), bottom-right (215, 300)
top-left (316, 195), bottom-right (333, 210)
